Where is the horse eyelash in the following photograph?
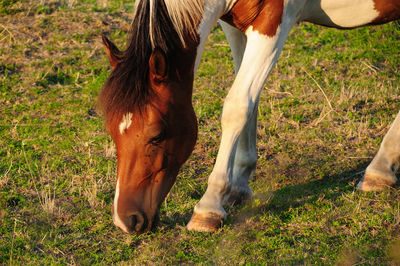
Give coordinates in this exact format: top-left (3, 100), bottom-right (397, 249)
top-left (149, 128), bottom-right (167, 145)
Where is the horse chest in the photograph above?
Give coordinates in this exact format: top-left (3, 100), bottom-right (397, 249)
top-left (221, 0), bottom-right (285, 37)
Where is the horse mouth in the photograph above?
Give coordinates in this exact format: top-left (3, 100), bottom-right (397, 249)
top-left (114, 210), bottom-right (160, 234)
top-left (150, 211), bottom-right (160, 231)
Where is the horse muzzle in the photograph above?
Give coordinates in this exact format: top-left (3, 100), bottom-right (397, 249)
top-left (112, 209), bottom-right (159, 234)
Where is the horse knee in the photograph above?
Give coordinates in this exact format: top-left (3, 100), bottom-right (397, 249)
top-left (221, 102), bottom-right (250, 132)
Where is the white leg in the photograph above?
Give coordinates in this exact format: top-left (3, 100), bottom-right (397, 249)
top-left (219, 21), bottom-right (256, 203)
top-left (358, 111), bottom-right (400, 191)
top-left (187, 14), bottom-right (297, 232)
top-left (219, 20), bottom-right (247, 75)
top-left (226, 99), bottom-right (259, 203)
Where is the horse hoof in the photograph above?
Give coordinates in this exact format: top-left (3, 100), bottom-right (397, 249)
top-left (186, 212), bottom-right (224, 232)
top-left (224, 187), bottom-right (253, 205)
top-left (357, 172), bottom-right (396, 191)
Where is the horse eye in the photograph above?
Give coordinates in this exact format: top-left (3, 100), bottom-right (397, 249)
top-left (149, 129), bottom-right (166, 145)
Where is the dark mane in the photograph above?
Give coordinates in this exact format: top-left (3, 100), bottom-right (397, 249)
top-left (99, 0), bottom-right (183, 119)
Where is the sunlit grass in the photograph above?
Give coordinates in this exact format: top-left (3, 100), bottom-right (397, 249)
top-left (0, 0), bottom-right (399, 264)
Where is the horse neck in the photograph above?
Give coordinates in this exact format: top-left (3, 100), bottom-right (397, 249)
top-left (159, 0), bottom-right (233, 103)
top-left (165, 0), bottom-right (237, 101)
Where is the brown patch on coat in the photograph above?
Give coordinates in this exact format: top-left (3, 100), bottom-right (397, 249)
top-left (371, 0), bottom-right (400, 24)
top-left (221, 0), bottom-right (284, 37)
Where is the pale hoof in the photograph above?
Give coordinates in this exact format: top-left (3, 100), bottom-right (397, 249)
top-left (357, 172), bottom-right (396, 191)
top-left (187, 212), bottom-right (224, 233)
top-left (224, 187), bottom-right (253, 205)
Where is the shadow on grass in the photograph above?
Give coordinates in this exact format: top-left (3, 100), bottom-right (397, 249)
top-left (270, 162), bottom-right (368, 211)
top-left (157, 157), bottom-right (374, 231)
top-left (156, 152), bottom-right (400, 232)
top-left (228, 160), bottom-right (372, 225)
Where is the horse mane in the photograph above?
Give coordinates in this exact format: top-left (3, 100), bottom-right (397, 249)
top-left (161, 0), bottom-right (204, 48)
top-left (99, 0), bottom-right (204, 120)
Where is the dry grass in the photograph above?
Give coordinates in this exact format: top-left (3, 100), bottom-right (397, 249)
top-left (40, 187), bottom-right (57, 216)
top-left (0, 0), bottom-right (399, 264)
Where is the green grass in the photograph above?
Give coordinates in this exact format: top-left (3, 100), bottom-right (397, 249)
top-left (1, 0), bottom-right (399, 264)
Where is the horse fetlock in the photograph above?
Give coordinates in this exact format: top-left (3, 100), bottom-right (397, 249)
top-left (357, 168), bottom-right (397, 191)
top-left (194, 190), bottom-right (227, 215)
top-left (234, 154), bottom-right (257, 170)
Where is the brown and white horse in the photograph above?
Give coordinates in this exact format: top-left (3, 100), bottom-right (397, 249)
top-left (100, 0), bottom-right (400, 233)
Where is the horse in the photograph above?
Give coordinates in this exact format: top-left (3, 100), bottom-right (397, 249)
top-left (99, 0), bottom-right (400, 233)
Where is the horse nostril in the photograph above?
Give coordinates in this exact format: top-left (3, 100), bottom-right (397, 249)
top-left (135, 212), bottom-right (146, 232)
top-left (129, 212), bottom-right (147, 232)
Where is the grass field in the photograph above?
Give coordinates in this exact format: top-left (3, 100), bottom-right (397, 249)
top-left (1, 0), bottom-right (400, 264)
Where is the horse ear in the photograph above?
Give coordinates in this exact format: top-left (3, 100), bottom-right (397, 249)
top-left (102, 34), bottom-right (122, 69)
top-left (149, 48), bottom-right (168, 81)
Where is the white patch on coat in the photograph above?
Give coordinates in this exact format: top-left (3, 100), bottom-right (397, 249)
top-left (219, 20), bottom-right (247, 74)
top-left (309, 0), bottom-right (379, 27)
top-left (113, 179), bottom-right (130, 233)
top-left (194, 0), bottom-right (238, 72)
top-left (119, 113), bottom-right (133, 135)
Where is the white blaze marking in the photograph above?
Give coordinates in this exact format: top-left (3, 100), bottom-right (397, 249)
top-left (119, 113), bottom-right (133, 135)
top-left (113, 179), bottom-right (130, 233)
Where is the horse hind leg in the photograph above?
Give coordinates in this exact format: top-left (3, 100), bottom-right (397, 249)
top-left (358, 111), bottom-right (400, 191)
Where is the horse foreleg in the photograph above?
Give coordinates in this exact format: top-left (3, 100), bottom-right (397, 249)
top-left (358, 111), bottom-right (400, 191)
top-left (223, 99), bottom-right (259, 204)
top-left (187, 15), bottom-right (296, 232)
top-left (218, 21), bottom-right (256, 204)
top-left (219, 20), bottom-right (247, 74)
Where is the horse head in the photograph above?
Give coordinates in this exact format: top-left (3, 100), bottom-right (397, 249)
top-left (100, 35), bottom-right (198, 233)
